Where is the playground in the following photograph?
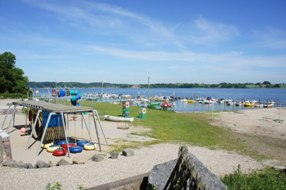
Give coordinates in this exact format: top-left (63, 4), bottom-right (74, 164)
top-left (0, 97), bottom-right (148, 165)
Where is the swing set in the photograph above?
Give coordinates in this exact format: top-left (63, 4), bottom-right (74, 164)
top-left (1, 100), bottom-right (107, 157)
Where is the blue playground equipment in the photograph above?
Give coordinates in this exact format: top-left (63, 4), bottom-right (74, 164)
top-left (52, 88), bottom-right (81, 106)
top-left (70, 90), bottom-right (81, 106)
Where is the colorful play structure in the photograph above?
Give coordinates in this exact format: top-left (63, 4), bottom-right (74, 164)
top-left (138, 107), bottom-right (147, 119)
top-left (1, 100), bottom-right (107, 158)
top-left (52, 88), bottom-right (82, 106)
top-left (161, 100), bottom-right (172, 111)
top-left (122, 101), bottom-right (130, 117)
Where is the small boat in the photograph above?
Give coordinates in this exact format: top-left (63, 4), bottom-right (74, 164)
top-left (243, 101), bottom-right (256, 107)
top-left (263, 101), bottom-right (275, 108)
top-left (104, 115), bottom-right (134, 122)
top-left (255, 104), bottom-right (264, 108)
top-left (187, 99), bottom-right (196, 103)
top-left (235, 101), bottom-right (242, 106)
top-left (226, 100), bottom-right (234, 106)
top-left (204, 97), bottom-right (216, 104)
top-left (147, 102), bottom-right (161, 109)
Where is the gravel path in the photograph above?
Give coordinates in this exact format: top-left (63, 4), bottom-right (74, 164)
top-left (0, 143), bottom-right (266, 190)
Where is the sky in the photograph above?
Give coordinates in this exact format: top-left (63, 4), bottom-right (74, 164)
top-left (1, 0), bottom-right (286, 84)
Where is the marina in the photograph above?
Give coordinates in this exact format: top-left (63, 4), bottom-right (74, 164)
top-left (32, 88), bottom-right (286, 112)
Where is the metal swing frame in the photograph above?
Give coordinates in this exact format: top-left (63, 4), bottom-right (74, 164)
top-left (1, 100), bottom-right (108, 157)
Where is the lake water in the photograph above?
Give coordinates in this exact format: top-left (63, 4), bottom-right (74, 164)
top-left (34, 88), bottom-right (286, 112)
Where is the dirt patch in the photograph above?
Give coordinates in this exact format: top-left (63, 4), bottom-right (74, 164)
top-left (212, 108), bottom-right (286, 165)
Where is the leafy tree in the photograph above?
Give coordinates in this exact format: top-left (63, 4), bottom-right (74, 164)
top-left (262, 81), bottom-right (271, 85)
top-left (0, 52), bottom-right (29, 94)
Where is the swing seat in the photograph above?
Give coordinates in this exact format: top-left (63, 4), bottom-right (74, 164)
top-left (56, 140), bottom-right (69, 146)
top-left (61, 143), bottom-right (76, 149)
top-left (77, 140), bottom-right (90, 147)
top-left (47, 144), bottom-right (60, 153)
top-left (53, 147), bottom-right (67, 156)
top-left (84, 143), bottom-right (96, 150)
top-left (41, 142), bottom-right (53, 149)
top-left (69, 146), bottom-right (83, 153)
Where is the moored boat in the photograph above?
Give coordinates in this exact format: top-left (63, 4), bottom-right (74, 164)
top-left (235, 101), bottom-right (242, 106)
top-left (187, 99), bottom-right (196, 103)
top-left (204, 97), bottom-right (216, 104)
top-left (147, 102), bottom-right (161, 109)
top-left (243, 101), bottom-right (256, 107)
top-left (263, 101), bottom-right (275, 108)
top-left (104, 115), bottom-right (134, 122)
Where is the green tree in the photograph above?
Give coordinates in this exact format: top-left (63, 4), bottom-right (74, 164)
top-left (0, 52), bottom-right (29, 94)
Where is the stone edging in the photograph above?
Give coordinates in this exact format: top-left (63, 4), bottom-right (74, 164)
top-left (1, 148), bottom-right (134, 169)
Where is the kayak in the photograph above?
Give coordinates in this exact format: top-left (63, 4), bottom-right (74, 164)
top-left (104, 115), bottom-right (134, 122)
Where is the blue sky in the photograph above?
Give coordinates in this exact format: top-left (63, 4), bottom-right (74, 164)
top-left (1, 0), bottom-right (286, 84)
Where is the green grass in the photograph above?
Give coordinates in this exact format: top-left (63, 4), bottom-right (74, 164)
top-left (80, 101), bottom-right (252, 154)
top-left (222, 166), bottom-right (286, 190)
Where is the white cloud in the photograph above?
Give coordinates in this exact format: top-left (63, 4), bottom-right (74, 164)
top-left (190, 16), bottom-right (240, 45)
top-left (252, 28), bottom-right (286, 49)
top-left (88, 44), bottom-right (286, 70)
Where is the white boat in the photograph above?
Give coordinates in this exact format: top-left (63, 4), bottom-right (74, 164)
top-left (104, 115), bottom-right (134, 122)
top-left (204, 97), bottom-right (216, 104)
top-left (234, 101), bottom-right (242, 106)
top-left (263, 101), bottom-right (275, 108)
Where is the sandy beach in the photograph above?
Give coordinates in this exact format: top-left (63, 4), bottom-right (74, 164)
top-left (0, 99), bottom-right (285, 189)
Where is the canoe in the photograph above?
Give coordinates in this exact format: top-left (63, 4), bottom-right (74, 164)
top-left (104, 115), bottom-right (134, 122)
top-left (147, 102), bottom-right (161, 109)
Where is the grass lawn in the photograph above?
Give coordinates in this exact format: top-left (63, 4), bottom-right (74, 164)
top-left (80, 101), bottom-right (252, 156)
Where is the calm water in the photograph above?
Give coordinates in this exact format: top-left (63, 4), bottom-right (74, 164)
top-left (34, 88), bottom-right (286, 112)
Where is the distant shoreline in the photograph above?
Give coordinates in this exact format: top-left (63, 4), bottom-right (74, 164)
top-left (29, 81), bottom-right (285, 89)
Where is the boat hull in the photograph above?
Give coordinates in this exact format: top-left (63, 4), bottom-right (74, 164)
top-left (104, 115), bottom-right (134, 122)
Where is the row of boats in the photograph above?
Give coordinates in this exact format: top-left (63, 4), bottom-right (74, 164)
top-left (42, 90), bottom-right (276, 109)
top-left (85, 93), bottom-right (276, 109)
top-left (180, 97), bottom-right (275, 108)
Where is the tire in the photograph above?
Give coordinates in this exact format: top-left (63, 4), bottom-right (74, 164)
top-left (41, 142), bottom-right (53, 149)
top-left (77, 140), bottom-right (90, 147)
top-left (47, 145), bottom-right (59, 153)
top-left (55, 140), bottom-right (69, 146)
top-left (69, 146), bottom-right (83, 153)
top-left (61, 143), bottom-right (76, 149)
top-left (84, 143), bottom-right (96, 150)
top-left (53, 148), bottom-right (67, 156)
